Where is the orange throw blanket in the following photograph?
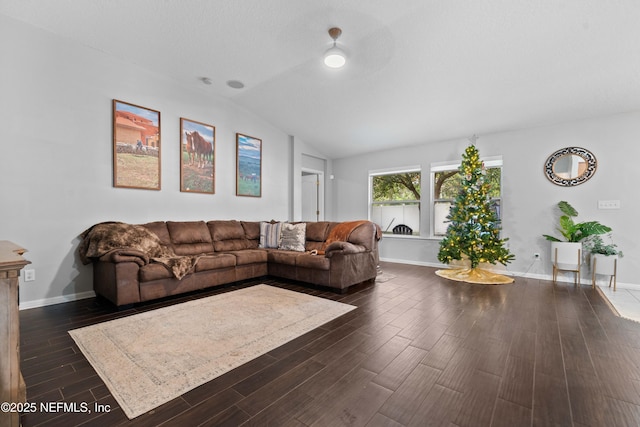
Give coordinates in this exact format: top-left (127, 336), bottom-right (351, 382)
top-left (318, 220), bottom-right (371, 254)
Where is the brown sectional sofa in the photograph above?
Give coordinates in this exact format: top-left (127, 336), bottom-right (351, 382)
top-left (85, 220), bottom-right (381, 306)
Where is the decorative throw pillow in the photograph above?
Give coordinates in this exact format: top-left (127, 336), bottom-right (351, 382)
top-left (279, 223), bottom-right (306, 252)
top-left (259, 222), bottom-right (282, 248)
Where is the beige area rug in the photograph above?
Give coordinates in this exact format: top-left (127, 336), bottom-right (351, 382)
top-left (69, 285), bottom-right (356, 419)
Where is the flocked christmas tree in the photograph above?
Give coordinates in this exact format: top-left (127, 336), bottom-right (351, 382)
top-left (436, 142), bottom-right (515, 284)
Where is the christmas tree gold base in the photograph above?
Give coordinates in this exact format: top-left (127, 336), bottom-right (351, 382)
top-left (435, 267), bottom-right (514, 285)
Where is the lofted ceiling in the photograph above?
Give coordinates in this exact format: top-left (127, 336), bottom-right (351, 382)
top-left (3, 0), bottom-right (640, 158)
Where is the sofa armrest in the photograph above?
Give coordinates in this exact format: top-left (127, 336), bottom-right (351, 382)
top-left (98, 249), bottom-right (149, 266)
top-left (324, 241), bottom-right (366, 258)
top-left (346, 221), bottom-right (380, 251)
top-left (94, 260), bottom-right (141, 306)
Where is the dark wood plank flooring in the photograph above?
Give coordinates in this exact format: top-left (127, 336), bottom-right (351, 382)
top-left (18, 262), bottom-right (640, 426)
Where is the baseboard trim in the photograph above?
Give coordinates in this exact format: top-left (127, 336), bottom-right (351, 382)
top-left (379, 257), bottom-right (442, 268)
top-left (19, 290), bottom-right (96, 311)
top-left (19, 265), bottom-right (640, 310)
top-left (379, 257), bottom-right (640, 290)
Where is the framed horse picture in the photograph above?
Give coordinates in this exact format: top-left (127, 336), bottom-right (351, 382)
top-left (113, 100), bottom-right (161, 190)
top-left (180, 118), bottom-right (215, 194)
top-left (236, 133), bottom-right (262, 197)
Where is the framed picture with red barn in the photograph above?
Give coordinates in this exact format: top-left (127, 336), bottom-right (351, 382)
top-left (112, 99), bottom-right (161, 190)
top-left (180, 118), bottom-right (215, 194)
top-left (236, 133), bottom-right (262, 197)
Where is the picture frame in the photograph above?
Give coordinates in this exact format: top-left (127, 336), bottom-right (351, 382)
top-left (236, 133), bottom-right (262, 197)
top-left (180, 118), bottom-right (215, 194)
top-left (112, 99), bottom-right (161, 190)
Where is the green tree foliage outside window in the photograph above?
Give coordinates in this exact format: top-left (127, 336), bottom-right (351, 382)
top-left (371, 172), bottom-right (420, 234)
top-left (372, 172), bottom-right (421, 202)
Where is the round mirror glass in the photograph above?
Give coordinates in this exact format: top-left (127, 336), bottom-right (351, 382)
top-left (553, 154), bottom-right (587, 179)
top-left (544, 147), bottom-right (597, 186)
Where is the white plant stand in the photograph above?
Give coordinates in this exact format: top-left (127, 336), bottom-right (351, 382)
top-left (591, 253), bottom-right (618, 291)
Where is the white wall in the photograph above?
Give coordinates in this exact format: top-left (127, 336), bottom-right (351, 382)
top-left (4, 13), bottom-right (639, 307)
top-left (332, 112), bottom-right (640, 286)
top-left (0, 15), bottom-right (292, 308)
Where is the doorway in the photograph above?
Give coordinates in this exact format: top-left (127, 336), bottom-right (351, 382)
top-left (301, 169), bottom-right (324, 221)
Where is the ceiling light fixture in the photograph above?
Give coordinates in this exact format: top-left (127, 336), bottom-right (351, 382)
top-left (324, 27), bottom-right (346, 69)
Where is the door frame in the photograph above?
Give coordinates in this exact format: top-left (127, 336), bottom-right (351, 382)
top-left (301, 167), bottom-right (325, 221)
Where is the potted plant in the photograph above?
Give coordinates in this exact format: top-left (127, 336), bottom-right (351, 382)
top-left (584, 234), bottom-right (623, 257)
top-left (542, 201), bottom-right (612, 243)
top-left (584, 234), bottom-right (622, 289)
top-left (542, 201), bottom-right (611, 283)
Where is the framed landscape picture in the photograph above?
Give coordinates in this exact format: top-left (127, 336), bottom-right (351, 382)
top-left (112, 100), bottom-right (161, 190)
top-left (180, 118), bottom-right (215, 194)
top-left (236, 133), bottom-right (262, 197)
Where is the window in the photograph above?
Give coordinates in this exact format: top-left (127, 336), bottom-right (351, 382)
top-left (431, 157), bottom-right (502, 237)
top-left (370, 168), bottom-right (421, 235)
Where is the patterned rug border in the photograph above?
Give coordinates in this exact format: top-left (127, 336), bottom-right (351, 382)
top-left (69, 285), bottom-right (357, 419)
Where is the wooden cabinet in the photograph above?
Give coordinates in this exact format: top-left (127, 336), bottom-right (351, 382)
top-left (0, 241), bottom-right (30, 427)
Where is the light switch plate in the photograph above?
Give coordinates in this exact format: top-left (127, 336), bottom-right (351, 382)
top-left (598, 200), bottom-right (620, 209)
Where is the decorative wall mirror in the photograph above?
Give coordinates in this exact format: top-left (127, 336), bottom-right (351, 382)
top-left (544, 147), bottom-right (597, 186)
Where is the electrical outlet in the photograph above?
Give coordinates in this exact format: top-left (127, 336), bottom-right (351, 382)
top-left (24, 269), bottom-right (35, 282)
top-left (533, 253), bottom-right (540, 259)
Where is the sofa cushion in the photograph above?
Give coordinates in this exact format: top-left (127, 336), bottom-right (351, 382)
top-left (227, 249), bottom-right (268, 265)
top-left (267, 249), bottom-right (298, 266)
top-left (305, 222), bottom-right (331, 242)
top-left (139, 263), bottom-right (174, 282)
top-left (241, 221), bottom-right (260, 240)
top-left (141, 221), bottom-right (172, 246)
top-left (241, 221), bottom-right (260, 249)
top-left (166, 221), bottom-right (214, 255)
top-left (259, 222), bottom-right (282, 248)
top-left (194, 254), bottom-right (236, 272)
top-left (208, 220), bottom-right (255, 251)
top-left (305, 222), bottom-right (337, 251)
top-left (213, 239), bottom-right (249, 252)
top-left (167, 221), bottom-right (212, 243)
top-left (209, 220), bottom-right (244, 240)
top-left (140, 254), bottom-right (236, 281)
top-left (279, 223), bottom-right (306, 252)
top-left (296, 253), bottom-right (331, 270)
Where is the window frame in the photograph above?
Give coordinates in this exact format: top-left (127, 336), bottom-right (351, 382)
top-left (369, 166), bottom-right (422, 237)
top-left (430, 156), bottom-right (503, 238)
